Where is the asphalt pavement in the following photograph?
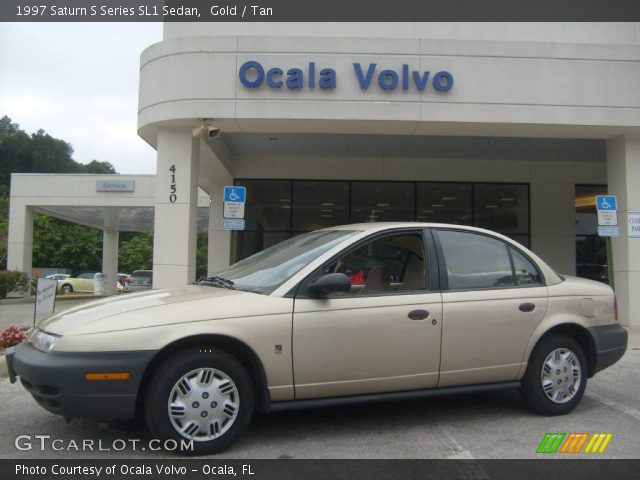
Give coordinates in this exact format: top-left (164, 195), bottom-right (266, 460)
top-left (1, 346), bottom-right (638, 459)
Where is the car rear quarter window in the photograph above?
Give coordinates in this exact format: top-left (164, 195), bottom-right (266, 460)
top-left (437, 230), bottom-right (514, 290)
top-left (510, 247), bottom-right (543, 286)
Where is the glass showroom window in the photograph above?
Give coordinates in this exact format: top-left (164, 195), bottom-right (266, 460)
top-left (233, 180), bottom-right (291, 262)
top-left (293, 181), bottom-right (349, 233)
top-left (233, 180), bottom-right (531, 261)
top-left (474, 184), bottom-right (529, 247)
top-left (417, 183), bottom-right (472, 226)
top-left (575, 185), bottom-right (609, 284)
top-left (351, 182), bottom-right (414, 223)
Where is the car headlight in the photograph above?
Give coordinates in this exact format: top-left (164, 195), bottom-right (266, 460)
top-left (29, 329), bottom-right (61, 353)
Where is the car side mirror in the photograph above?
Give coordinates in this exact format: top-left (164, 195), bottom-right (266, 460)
top-left (308, 273), bottom-right (352, 296)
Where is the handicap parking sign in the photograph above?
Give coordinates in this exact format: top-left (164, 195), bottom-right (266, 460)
top-left (224, 186), bottom-right (246, 203)
top-left (596, 195), bottom-right (617, 211)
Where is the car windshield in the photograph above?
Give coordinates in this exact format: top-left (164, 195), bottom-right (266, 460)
top-left (200, 230), bottom-right (358, 294)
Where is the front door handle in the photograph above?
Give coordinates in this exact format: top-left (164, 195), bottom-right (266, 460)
top-left (519, 303), bottom-right (536, 313)
top-left (408, 309), bottom-right (430, 320)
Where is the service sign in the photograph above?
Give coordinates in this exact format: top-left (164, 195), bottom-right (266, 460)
top-left (96, 179), bottom-right (135, 192)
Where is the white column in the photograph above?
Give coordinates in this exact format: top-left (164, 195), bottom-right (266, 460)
top-left (7, 200), bottom-right (33, 280)
top-left (607, 135), bottom-right (640, 327)
top-left (530, 181), bottom-right (576, 276)
top-left (102, 208), bottom-right (120, 295)
top-left (153, 128), bottom-right (199, 289)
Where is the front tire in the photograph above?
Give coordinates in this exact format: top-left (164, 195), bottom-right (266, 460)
top-left (144, 348), bottom-right (254, 455)
top-left (521, 334), bottom-right (587, 416)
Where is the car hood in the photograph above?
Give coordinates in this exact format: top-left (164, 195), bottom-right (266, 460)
top-left (38, 285), bottom-right (264, 336)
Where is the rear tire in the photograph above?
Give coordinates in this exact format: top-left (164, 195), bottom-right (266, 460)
top-left (60, 284), bottom-right (73, 294)
top-left (144, 348), bottom-right (254, 455)
top-left (521, 334), bottom-right (587, 416)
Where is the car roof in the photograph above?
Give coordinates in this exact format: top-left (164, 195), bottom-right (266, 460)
top-left (320, 222), bottom-right (504, 236)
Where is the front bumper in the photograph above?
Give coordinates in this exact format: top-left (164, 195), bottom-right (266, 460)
top-left (9, 342), bottom-right (156, 420)
top-left (588, 324), bottom-right (628, 375)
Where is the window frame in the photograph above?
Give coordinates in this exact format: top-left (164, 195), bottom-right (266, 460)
top-left (293, 228), bottom-right (439, 299)
top-left (432, 228), bottom-right (545, 292)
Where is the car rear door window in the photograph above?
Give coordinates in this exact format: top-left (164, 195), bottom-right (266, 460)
top-left (437, 230), bottom-right (514, 290)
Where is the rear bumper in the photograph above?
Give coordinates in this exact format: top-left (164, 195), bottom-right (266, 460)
top-left (588, 324), bottom-right (628, 375)
top-left (10, 342), bottom-right (156, 420)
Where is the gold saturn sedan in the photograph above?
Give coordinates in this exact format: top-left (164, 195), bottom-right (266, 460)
top-left (7, 223), bottom-right (627, 454)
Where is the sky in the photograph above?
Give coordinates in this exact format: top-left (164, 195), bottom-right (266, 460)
top-left (0, 22), bottom-right (163, 174)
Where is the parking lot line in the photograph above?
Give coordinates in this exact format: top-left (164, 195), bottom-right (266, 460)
top-left (587, 392), bottom-right (640, 422)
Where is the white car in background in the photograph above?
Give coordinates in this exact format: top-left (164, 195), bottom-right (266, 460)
top-left (45, 273), bottom-right (70, 282)
top-left (57, 273), bottom-right (123, 294)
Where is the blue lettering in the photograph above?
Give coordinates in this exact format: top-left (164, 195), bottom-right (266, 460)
top-left (412, 71), bottom-right (430, 91)
top-left (353, 63), bottom-right (376, 90)
top-left (286, 68), bottom-right (303, 89)
top-left (239, 61), bottom-right (264, 88)
top-left (309, 62), bottom-right (315, 88)
top-left (266, 68), bottom-right (283, 88)
top-left (319, 68), bottom-right (336, 89)
top-left (378, 70), bottom-right (399, 90)
top-left (402, 64), bottom-right (409, 91)
top-left (432, 71), bottom-right (454, 92)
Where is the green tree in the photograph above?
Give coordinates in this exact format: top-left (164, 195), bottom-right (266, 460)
top-left (118, 232), bottom-right (154, 273)
top-left (196, 232), bottom-right (208, 279)
top-left (32, 215), bottom-right (102, 274)
top-left (0, 116), bottom-right (84, 188)
top-left (84, 160), bottom-right (117, 174)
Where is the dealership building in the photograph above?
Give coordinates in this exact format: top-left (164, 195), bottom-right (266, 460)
top-left (7, 22), bottom-right (640, 326)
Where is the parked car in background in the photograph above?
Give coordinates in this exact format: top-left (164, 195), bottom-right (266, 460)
top-left (57, 273), bottom-right (123, 294)
top-left (7, 223), bottom-right (627, 455)
top-left (45, 273), bottom-right (70, 282)
top-left (117, 273), bottom-right (130, 287)
top-left (124, 270), bottom-right (153, 292)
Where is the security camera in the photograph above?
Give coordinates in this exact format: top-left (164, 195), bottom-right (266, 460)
top-left (192, 123), bottom-right (221, 139)
top-left (206, 126), bottom-right (221, 138)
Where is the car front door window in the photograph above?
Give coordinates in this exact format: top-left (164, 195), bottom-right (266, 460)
top-left (323, 232), bottom-right (428, 295)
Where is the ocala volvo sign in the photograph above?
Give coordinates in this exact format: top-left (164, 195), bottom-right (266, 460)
top-left (239, 61), bottom-right (453, 92)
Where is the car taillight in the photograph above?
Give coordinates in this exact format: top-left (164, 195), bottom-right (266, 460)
top-left (614, 296), bottom-right (618, 322)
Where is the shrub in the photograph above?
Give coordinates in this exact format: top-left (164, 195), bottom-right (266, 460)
top-left (0, 270), bottom-right (30, 298)
top-left (0, 324), bottom-right (28, 349)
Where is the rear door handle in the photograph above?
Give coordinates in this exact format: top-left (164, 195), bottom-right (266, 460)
top-left (519, 303), bottom-right (536, 313)
top-left (408, 309), bottom-right (430, 320)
